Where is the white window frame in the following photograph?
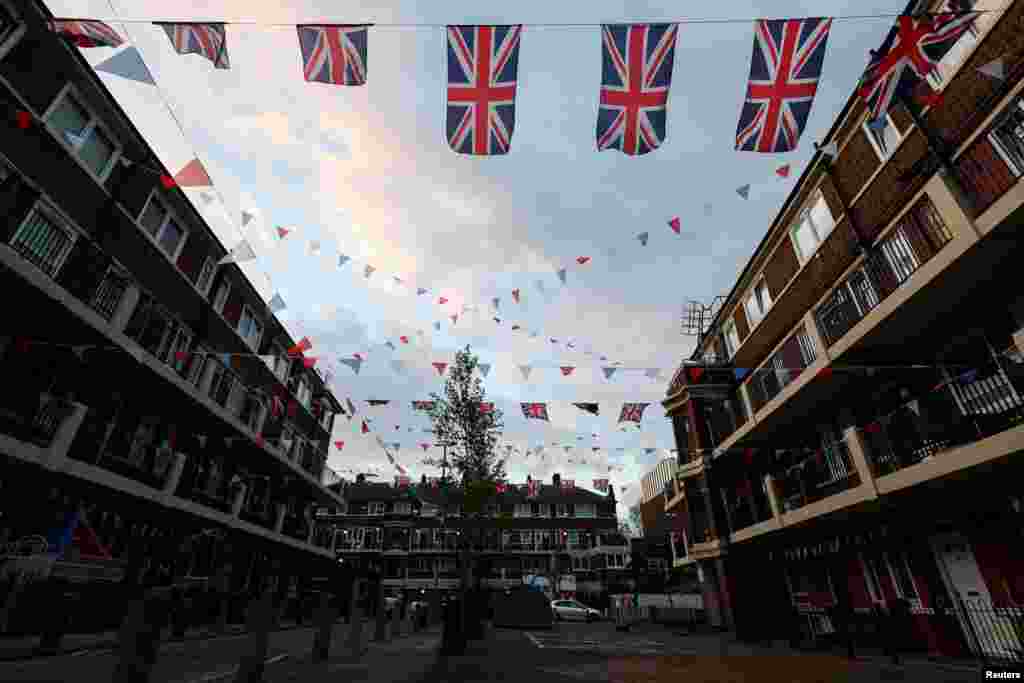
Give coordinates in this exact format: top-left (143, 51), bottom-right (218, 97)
top-left (212, 280), bottom-right (231, 316)
top-left (862, 112), bottom-right (904, 162)
top-left (237, 305), bottom-right (264, 351)
top-left (369, 502), bottom-right (386, 515)
top-left (722, 320), bottom-right (740, 359)
top-left (42, 84), bottom-right (122, 184)
top-left (195, 256), bottom-right (217, 296)
top-left (885, 551), bottom-right (922, 606)
top-left (926, 1), bottom-right (980, 90)
top-left (137, 191), bottom-right (189, 262)
top-left (11, 201), bottom-right (77, 276)
top-left (860, 553), bottom-right (887, 605)
top-left (790, 189), bottom-right (836, 264)
top-left (744, 276), bottom-right (773, 327)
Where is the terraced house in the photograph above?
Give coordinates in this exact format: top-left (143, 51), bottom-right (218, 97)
top-left (0, 0), bottom-right (346, 638)
top-left (663, 0), bottom-right (1024, 662)
top-left (322, 473), bottom-right (630, 606)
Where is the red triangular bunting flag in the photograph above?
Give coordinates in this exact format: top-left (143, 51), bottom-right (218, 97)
top-left (302, 356), bottom-right (318, 368)
top-left (334, 440), bottom-right (345, 450)
top-left (420, 443), bottom-right (430, 451)
top-left (512, 289), bottom-right (520, 303)
top-left (865, 422), bottom-right (882, 434)
top-left (438, 297), bottom-right (448, 304)
top-left (15, 110), bottom-right (32, 129)
top-left (361, 420), bottom-right (370, 434)
top-left (276, 226), bottom-right (290, 239)
top-left (173, 158), bottom-right (212, 187)
top-left (400, 336), bottom-right (409, 344)
top-left (288, 336), bottom-right (312, 355)
top-left (432, 362), bottom-right (448, 376)
top-left (560, 367), bottom-right (575, 376)
top-left (668, 217), bottom-right (681, 234)
top-left (160, 174), bottom-right (177, 189)
top-left (776, 164), bottom-right (790, 178)
top-left (174, 351), bottom-right (190, 362)
top-left (687, 366), bottom-right (704, 383)
top-left (255, 434), bottom-right (264, 448)
top-left (576, 256), bottom-right (590, 265)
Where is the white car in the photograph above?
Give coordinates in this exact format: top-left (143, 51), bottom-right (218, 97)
top-left (551, 599), bottom-right (602, 622)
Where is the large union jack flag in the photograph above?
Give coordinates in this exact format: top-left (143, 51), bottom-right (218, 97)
top-left (597, 24), bottom-right (678, 156)
top-left (50, 20), bottom-right (123, 48)
top-left (735, 18), bottom-right (832, 153)
top-left (446, 25), bottom-right (522, 155)
top-left (858, 12), bottom-right (977, 123)
top-left (158, 23), bottom-right (230, 69)
top-left (296, 25), bottom-right (367, 86)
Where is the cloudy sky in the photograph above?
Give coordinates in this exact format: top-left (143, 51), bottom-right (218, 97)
top-left (53, 0), bottom-right (900, 523)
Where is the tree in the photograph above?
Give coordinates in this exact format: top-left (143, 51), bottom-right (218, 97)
top-left (420, 345), bottom-right (506, 486)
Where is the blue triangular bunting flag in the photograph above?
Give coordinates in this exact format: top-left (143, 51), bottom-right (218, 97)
top-left (340, 357), bottom-right (362, 374)
top-left (736, 184), bottom-right (750, 200)
top-left (338, 254), bottom-right (351, 267)
top-left (94, 46), bottom-right (157, 85)
top-left (479, 363), bottom-right (491, 378)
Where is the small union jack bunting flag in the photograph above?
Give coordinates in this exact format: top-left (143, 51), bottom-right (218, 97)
top-left (50, 20), bottom-right (123, 48)
top-left (858, 12), bottom-right (976, 123)
top-left (157, 23), bottom-right (230, 69)
top-left (597, 24), bottom-right (678, 155)
top-left (735, 18), bottom-right (832, 153)
top-left (446, 25), bottom-right (523, 155)
top-left (297, 25), bottom-right (368, 85)
top-left (618, 402), bottom-right (650, 423)
top-left (593, 478), bottom-right (610, 492)
top-left (521, 402), bottom-right (549, 421)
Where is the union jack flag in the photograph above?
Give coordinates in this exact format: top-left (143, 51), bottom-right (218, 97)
top-left (596, 24), bottom-right (678, 156)
top-left (296, 25), bottom-right (367, 86)
top-left (858, 12), bottom-right (977, 123)
top-left (521, 402), bottom-right (549, 421)
top-left (735, 18), bottom-right (832, 153)
top-left (618, 402), bottom-right (650, 423)
top-left (446, 25), bottom-right (522, 155)
top-left (158, 23), bottom-right (230, 69)
top-left (50, 20), bottom-right (123, 48)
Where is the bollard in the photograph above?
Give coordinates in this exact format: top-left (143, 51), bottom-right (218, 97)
top-left (233, 589), bottom-right (273, 683)
top-left (312, 591), bottom-right (337, 663)
top-left (374, 583), bottom-right (389, 642)
top-left (392, 597), bottom-right (403, 637)
top-left (344, 580), bottom-right (365, 659)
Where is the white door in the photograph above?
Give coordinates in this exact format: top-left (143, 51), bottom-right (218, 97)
top-left (931, 533), bottom-right (1023, 659)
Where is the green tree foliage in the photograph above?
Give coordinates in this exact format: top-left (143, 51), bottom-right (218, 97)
top-left (420, 345), bottom-right (506, 489)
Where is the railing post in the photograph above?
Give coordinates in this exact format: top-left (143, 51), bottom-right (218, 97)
top-left (109, 284), bottom-right (140, 334)
top-left (199, 358), bottom-right (218, 397)
top-left (39, 400), bottom-right (87, 470)
top-left (162, 452), bottom-right (188, 497)
top-left (274, 504), bottom-right (287, 534)
top-left (763, 475), bottom-right (782, 521)
top-left (231, 483), bottom-right (249, 517)
top-left (803, 312), bottom-right (831, 365)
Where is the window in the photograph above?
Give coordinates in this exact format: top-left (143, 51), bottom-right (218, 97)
top-left (988, 97), bottom-right (1024, 178)
top-left (861, 554), bottom-right (886, 603)
top-left (138, 194), bottom-right (187, 260)
top-left (886, 552), bottom-right (921, 604)
top-left (863, 113), bottom-right (904, 161)
top-left (297, 377), bottom-right (311, 408)
top-left (744, 277), bottom-right (773, 326)
top-left (195, 257), bottom-right (216, 295)
top-left (237, 306), bottom-right (264, 351)
top-left (369, 502), bottom-right (385, 515)
top-left (394, 502), bottom-right (412, 515)
top-left (722, 320), bottom-right (740, 359)
top-left (790, 190), bottom-right (836, 263)
top-left (212, 281), bottom-right (231, 315)
top-left (514, 504), bottom-right (531, 517)
top-left (44, 88), bottom-right (120, 181)
top-left (10, 205), bottom-right (75, 276)
top-left (927, 1), bottom-right (979, 89)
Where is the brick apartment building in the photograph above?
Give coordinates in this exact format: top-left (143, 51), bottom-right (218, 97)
top-left (663, 0), bottom-right (1024, 661)
top-left (320, 473), bottom-right (631, 606)
top-left (0, 0), bottom-right (346, 637)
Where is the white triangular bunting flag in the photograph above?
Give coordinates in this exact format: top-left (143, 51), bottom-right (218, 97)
top-left (519, 365), bottom-right (532, 381)
top-left (219, 239), bottom-right (256, 265)
top-left (308, 240), bottom-right (321, 256)
top-left (241, 209), bottom-right (255, 225)
top-left (267, 293), bottom-right (286, 313)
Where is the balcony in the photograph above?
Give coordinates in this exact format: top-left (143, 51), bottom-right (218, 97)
top-left (815, 197), bottom-right (954, 348)
top-left (745, 324), bottom-right (818, 413)
top-left (771, 439), bottom-right (860, 514)
top-left (0, 389), bottom-right (76, 449)
top-left (859, 351), bottom-right (1024, 480)
top-left (954, 94), bottom-right (1024, 217)
top-left (722, 477), bottom-right (774, 535)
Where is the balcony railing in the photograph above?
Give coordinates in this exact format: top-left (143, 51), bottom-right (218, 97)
top-left (723, 477), bottom-right (773, 534)
top-left (8, 208), bottom-right (74, 277)
top-left (860, 352), bottom-right (1024, 478)
top-left (955, 94), bottom-right (1024, 215)
top-left (815, 196), bottom-right (954, 348)
top-left (773, 439), bottom-right (859, 513)
top-left (0, 390), bottom-right (76, 448)
top-left (745, 324), bottom-right (818, 413)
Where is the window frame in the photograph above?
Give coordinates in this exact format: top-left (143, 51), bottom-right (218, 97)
top-left (790, 189), bottom-right (836, 264)
top-left (212, 280), bottom-right (231, 316)
top-left (10, 200), bottom-right (77, 277)
top-left (137, 191), bottom-right (189, 263)
top-left (42, 84), bottom-right (123, 184)
top-left (0, 3), bottom-right (25, 61)
top-left (195, 256), bottom-right (217, 296)
top-left (926, 1), bottom-right (980, 90)
top-left (237, 305), bottom-right (264, 351)
top-left (368, 502), bottom-right (386, 515)
top-left (885, 551), bottom-right (922, 606)
top-left (722, 319), bottom-right (740, 359)
top-left (862, 112), bottom-right (904, 162)
top-left (744, 276), bottom-right (773, 327)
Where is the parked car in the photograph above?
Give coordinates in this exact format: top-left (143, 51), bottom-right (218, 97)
top-left (551, 599), bottom-right (602, 622)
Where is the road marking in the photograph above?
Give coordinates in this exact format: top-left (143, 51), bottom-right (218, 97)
top-left (525, 632), bottom-right (545, 649)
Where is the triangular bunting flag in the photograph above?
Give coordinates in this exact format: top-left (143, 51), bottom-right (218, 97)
top-left (241, 209), bottom-right (255, 226)
top-left (173, 159), bottom-right (212, 187)
top-left (776, 164), bottom-right (790, 178)
top-left (736, 184), bottom-right (750, 199)
top-left (556, 268), bottom-right (567, 285)
top-left (277, 226), bottom-right (291, 239)
top-left (560, 366), bottom-right (575, 376)
top-left (978, 57), bottom-right (1006, 80)
top-left (362, 420), bottom-right (370, 434)
top-left (478, 363), bottom-right (492, 378)
top-left (159, 23), bottom-right (230, 69)
top-left (160, 174), bottom-right (177, 189)
top-left (267, 293), bottom-right (286, 313)
top-left (519, 365), bottom-right (532, 381)
top-left (432, 362), bottom-right (448, 376)
top-left (636, 232), bottom-right (649, 246)
top-left (94, 46), bottom-right (156, 85)
top-left (219, 239), bottom-right (256, 265)
top-left (576, 256), bottom-right (590, 265)
top-left (602, 367), bottom-right (617, 380)
top-left (340, 357), bottom-right (362, 374)
top-left (417, 287), bottom-right (428, 296)
top-left (385, 341), bottom-right (395, 350)
top-left (421, 443), bottom-right (430, 451)
top-left (668, 216), bottom-right (681, 234)
top-left (400, 336), bottom-right (409, 344)
top-left (334, 440), bottom-right (345, 451)
top-left (573, 403), bottom-right (599, 416)
top-left (338, 254), bottom-right (350, 267)
top-left (364, 265), bottom-right (375, 278)
top-left (512, 289), bottom-right (520, 303)
top-left (733, 367), bottom-right (750, 381)
top-left (438, 297), bottom-right (448, 305)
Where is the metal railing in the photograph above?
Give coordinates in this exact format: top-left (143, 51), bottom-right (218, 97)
top-left (955, 94), bottom-right (1024, 215)
top-left (8, 209), bottom-right (74, 277)
top-left (774, 439), bottom-right (859, 513)
top-left (89, 269), bottom-right (130, 322)
top-left (746, 324), bottom-right (817, 413)
top-left (815, 196), bottom-right (953, 348)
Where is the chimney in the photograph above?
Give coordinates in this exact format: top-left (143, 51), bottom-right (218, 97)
top-left (552, 473), bottom-right (561, 489)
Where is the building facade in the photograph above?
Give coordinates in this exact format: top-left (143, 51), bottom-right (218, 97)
top-left (320, 473), bottom-right (630, 606)
top-left (0, 0), bottom-right (346, 637)
top-left (662, 0), bottom-right (1024, 660)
